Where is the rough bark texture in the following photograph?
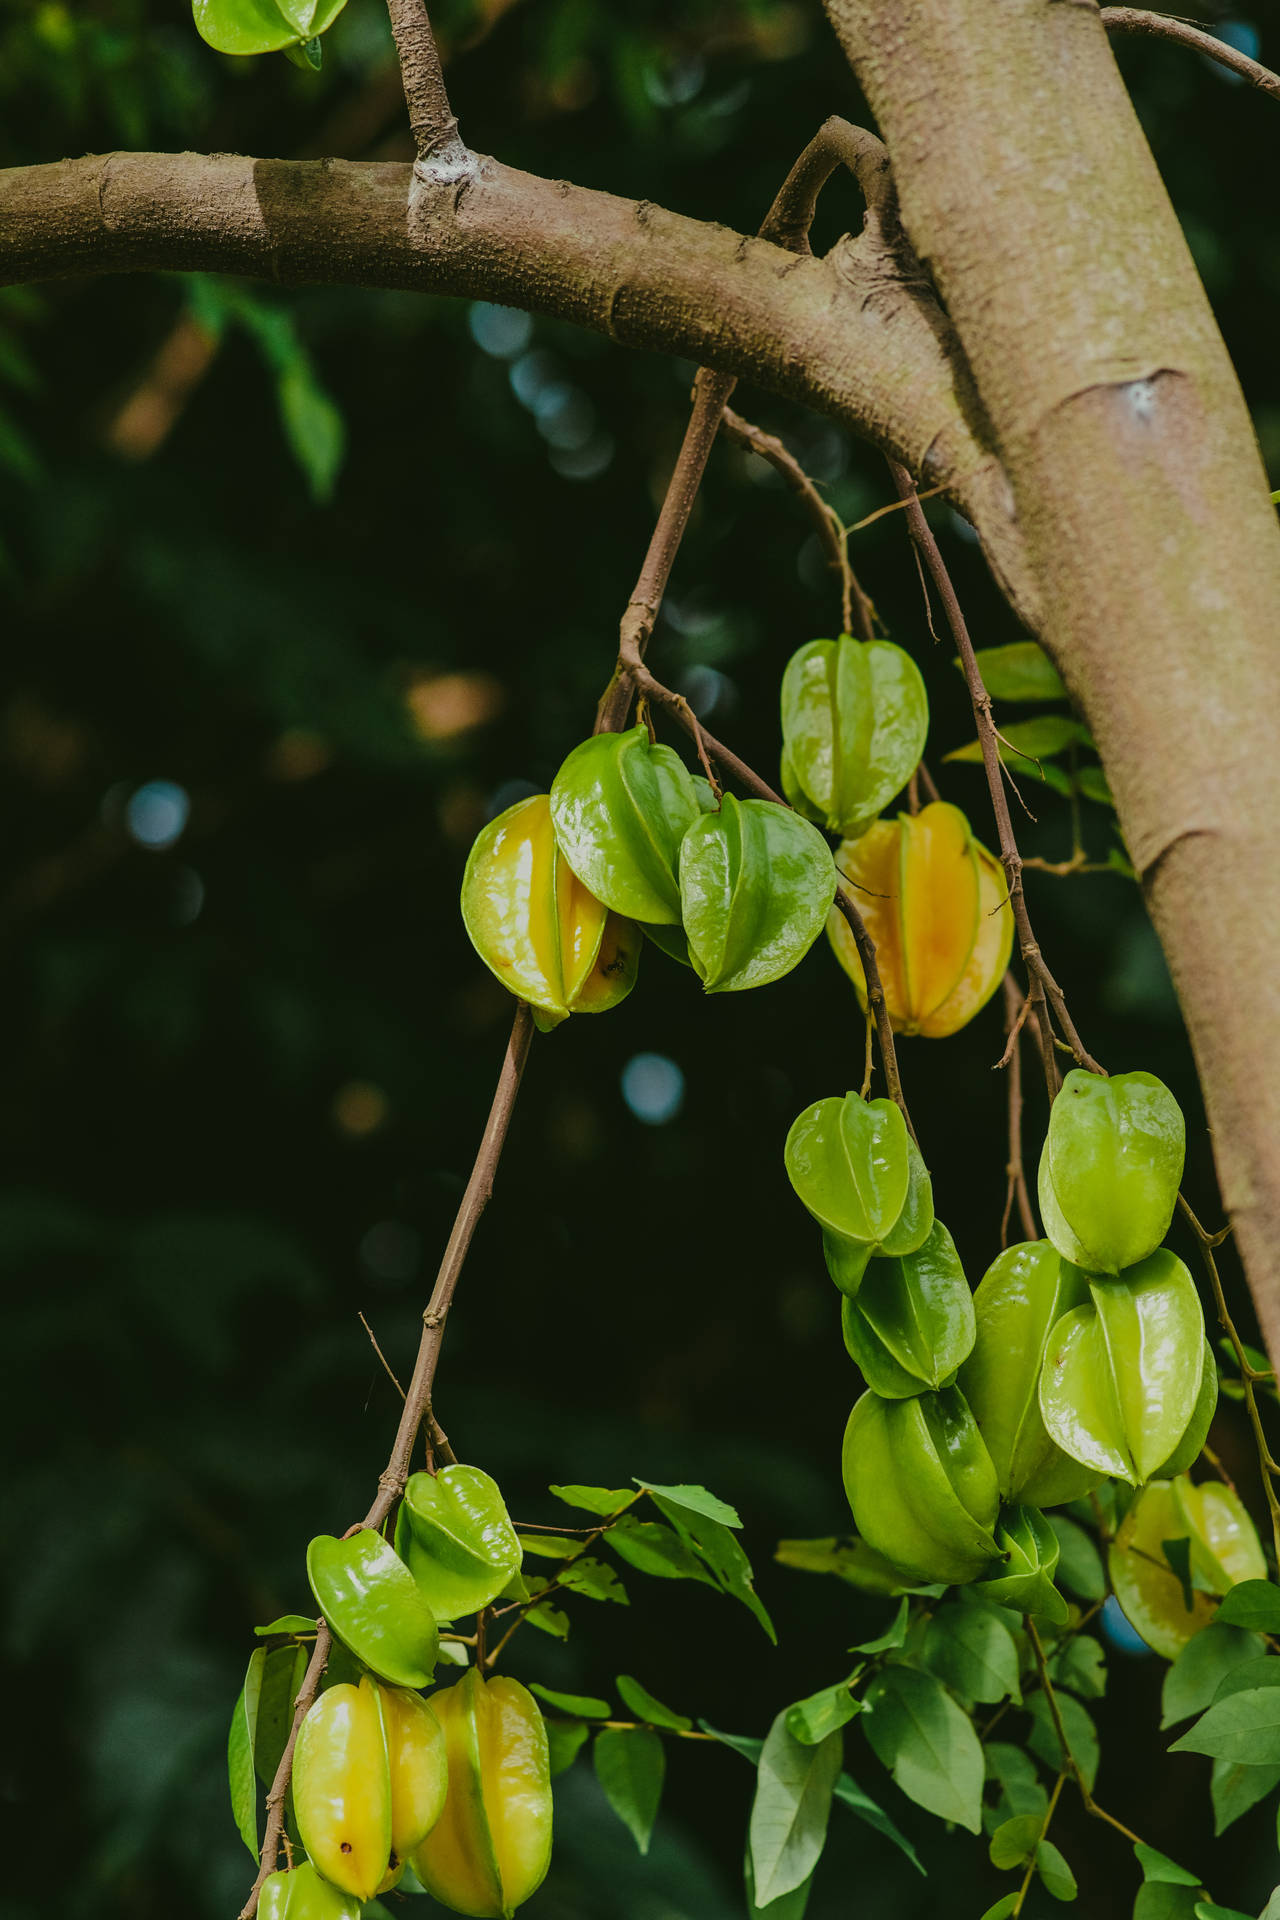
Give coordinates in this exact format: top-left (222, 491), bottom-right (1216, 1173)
top-left (826, 0), bottom-right (1280, 1359)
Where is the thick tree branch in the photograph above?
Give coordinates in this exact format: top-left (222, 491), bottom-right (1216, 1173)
top-left (1103, 8), bottom-right (1280, 98)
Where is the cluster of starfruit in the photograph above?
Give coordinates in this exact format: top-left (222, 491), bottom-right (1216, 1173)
top-left (787, 1069), bottom-right (1264, 1643)
top-left (247, 1465), bottom-right (553, 1919)
top-left (463, 726), bottom-right (839, 1025)
top-left (779, 634), bottom-right (1012, 1037)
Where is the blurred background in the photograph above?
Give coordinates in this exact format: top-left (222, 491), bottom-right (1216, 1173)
top-left (2, 2), bottom-right (1277, 1914)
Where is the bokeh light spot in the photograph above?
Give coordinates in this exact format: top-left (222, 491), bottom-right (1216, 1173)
top-left (125, 780), bottom-right (189, 850)
top-left (468, 303), bottom-right (534, 358)
top-left (621, 1053), bottom-right (685, 1126)
top-left (333, 1081), bottom-right (390, 1138)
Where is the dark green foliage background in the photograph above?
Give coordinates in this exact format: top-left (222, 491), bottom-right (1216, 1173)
top-left (2, 2), bottom-right (1277, 1914)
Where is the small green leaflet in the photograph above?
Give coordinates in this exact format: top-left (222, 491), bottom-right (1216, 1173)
top-left (253, 1614), bottom-right (317, 1637)
top-left (549, 1484), bottom-right (636, 1517)
top-left (985, 1741), bottom-right (1049, 1830)
top-left (786, 1683), bottom-right (860, 1746)
top-left (1136, 1844), bottom-right (1202, 1886)
top-left (699, 1720), bottom-right (763, 1765)
top-left (254, 1643), bottom-right (308, 1788)
top-left (524, 1598), bottom-right (570, 1639)
top-left (1209, 1756), bottom-right (1280, 1835)
top-left (851, 1596), bottom-right (909, 1654)
top-left (921, 1598), bottom-right (1021, 1707)
top-left (616, 1674), bottom-right (691, 1732)
top-left (979, 1899), bottom-right (1019, 1920)
top-left (1027, 1691), bottom-right (1099, 1792)
top-left (651, 1497), bottom-right (775, 1641)
top-left (555, 1558), bottom-right (629, 1605)
top-left (438, 1639), bottom-right (470, 1667)
top-left (1194, 1906), bottom-right (1254, 1920)
top-left (1051, 1635), bottom-right (1107, 1702)
top-left (990, 1813), bottom-right (1043, 1869)
top-left (517, 1534), bottom-right (586, 1559)
top-left (748, 1710), bottom-right (842, 1905)
top-left (594, 1726), bottom-right (665, 1854)
top-left (1037, 1840), bottom-right (1078, 1902)
top-left (528, 1683), bottom-right (611, 1719)
top-left (228, 1650), bottom-right (263, 1859)
top-left (1048, 1515), bottom-right (1107, 1602)
top-left (832, 1772), bottom-right (925, 1874)
top-left (745, 1849), bottom-right (812, 1919)
top-left (606, 1516), bottom-right (715, 1583)
top-left (635, 1479), bottom-right (743, 1528)
top-left (1163, 1536), bottom-right (1196, 1612)
top-left (1259, 1889), bottom-right (1280, 1920)
top-left (1215, 1581), bottom-right (1280, 1633)
top-left (1135, 1890), bottom-right (1202, 1920)
top-left (1162, 1626), bottom-right (1265, 1729)
top-left (1170, 1684), bottom-right (1280, 1765)
top-left (546, 1719), bottom-right (589, 1777)
top-left (861, 1665), bottom-right (984, 1833)
top-left (963, 641), bottom-right (1067, 703)
top-left (775, 1535), bottom-right (907, 1595)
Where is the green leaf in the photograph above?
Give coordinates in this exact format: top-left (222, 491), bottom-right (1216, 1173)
top-left (748, 1710), bottom-right (842, 1905)
top-left (921, 1597), bottom-right (1022, 1707)
top-left (1170, 1686), bottom-right (1280, 1764)
top-left (1051, 1635), bottom-right (1107, 1702)
top-left (990, 1813), bottom-right (1043, 1868)
top-left (549, 1484), bottom-right (636, 1516)
top-left (1216, 1582), bottom-right (1280, 1633)
top-left (699, 1720), bottom-right (762, 1766)
top-left (254, 1643), bottom-right (308, 1787)
top-left (616, 1675), bottom-right (692, 1733)
top-left (852, 1597), bottom-right (910, 1655)
top-left (1136, 1843), bottom-right (1202, 1885)
top-left (745, 1850), bottom-right (812, 1919)
top-left (276, 359), bottom-right (344, 504)
top-left (775, 1535), bottom-right (910, 1595)
top-left (1163, 1536), bottom-right (1196, 1612)
top-left (1047, 1515), bottom-right (1107, 1601)
top-left (524, 1599), bottom-right (570, 1639)
top-left (979, 1900), bottom-right (1019, 1920)
top-left (545, 1718), bottom-right (589, 1778)
top-left (1135, 1891), bottom-right (1202, 1920)
top-left (528, 1683), bottom-right (611, 1719)
top-left (607, 1515), bottom-right (715, 1583)
top-left (1037, 1839), bottom-right (1078, 1902)
top-left (555, 1556), bottom-right (629, 1605)
top-left (634, 1479), bottom-right (742, 1528)
top-left (1163, 1625), bottom-right (1265, 1728)
top-left (517, 1534), bottom-right (587, 1559)
top-left (396, 1465), bottom-right (522, 1620)
top-left (594, 1726), bottom-right (665, 1854)
top-left (1210, 1755), bottom-right (1280, 1834)
top-left (785, 1683), bottom-right (860, 1746)
top-left (985, 1742), bottom-right (1049, 1829)
top-left (861, 1665), bottom-right (984, 1833)
top-left (228, 1649), bottom-right (263, 1860)
top-left (1027, 1690), bottom-right (1099, 1792)
top-left (281, 33), bottom-right (322, 68)
top-left (832, 1772), bottom-right (926, 1873)
top-left (1076, 763), bottom-right (1114, 807)
top-left (1258, 1889), bottom-right (1280, 1920)
top-left (1194, 1906), bottom-right (1254, 1920)
top-left (965, 642), bottom-right (1067, 703)
top-left (437, 1638), bottom-right (470, 1667)
top-left (945, 716), bottom-right (1088, 774)
top-left (650, 1496), bottom-right (775, 1641)
top-left (253, 1614), bottom-right (317, 1637)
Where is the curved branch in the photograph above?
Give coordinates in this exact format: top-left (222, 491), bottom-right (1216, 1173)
top-left (1103, 8), bottom-right (1280, 98)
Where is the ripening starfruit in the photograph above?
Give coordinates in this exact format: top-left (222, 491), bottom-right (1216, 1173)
top-left (779, 634), bottom-right (929, 839)
top-left (840, 1220), bottom-right (975, 1398)
top-left (974, 1505), bottom-right (1069, 1625)
top-left (461, 793), bottom-right (640, 1030)
top-left (549, 725), bottom-right (714, 925)
top-left (959, 1241), bottom-right (1102, 1508)
top-left (1037, 1251), bottom-right (1206, 1486)
top-left (784, 1090), bottom-right (934, 1293)
top-left (258, 1863), bottom-right (362, 1920)
top-left (293, 1676), bottom-right (448, 1901)
top-left (842, 1385), bottom-right (1001, 1585)
top-left (411, 1669), bottom-right (553, 1919)
top-left (1108, 1474), bottom-right (1266, 1658)
top-left (678, 793), bottom-right (837, 992)
top-left (395, 1465), bottom-right (522, 1622)
top-left (827, 801), bottom-right (1013, 1038)
top-left (1038, 1069), bottom-right (1185, 1274)
top-left (1171, 1476), bottom-right (1267, 1594)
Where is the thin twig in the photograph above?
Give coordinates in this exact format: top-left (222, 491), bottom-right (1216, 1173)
top-left (886, 460), bottom-right (1103, 1091)
top-left (720, 406), bottom-right (874, 639)
top-left (1179, 1192), bottom-right (1280, 1565)
top-left (1013, 1772), bottom-right (1066, 1917)
top-left (359, 1311), bottom-right (407, 1400)
top-left (1103, 8), bottom-right (1280, 98)
top-left (385, 0), bottom-right (469, 166)
top-left (1026, 1620), bottom-right (1145, 1846)
top-left (1000, 973), bottom-right (1038, 1246)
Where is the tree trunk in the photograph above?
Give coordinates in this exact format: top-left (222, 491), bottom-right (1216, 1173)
top-left (826, 0), bottom-right (1280, 1360)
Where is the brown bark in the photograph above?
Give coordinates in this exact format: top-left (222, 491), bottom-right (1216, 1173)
top-left (826, 0), bottom-right (1280, 1360)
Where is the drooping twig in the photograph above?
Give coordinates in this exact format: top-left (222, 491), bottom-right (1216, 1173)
top-left (385, 0), bottom-right (469, 166)
top-left (1026, 1619), bottom-right (1145, 1846)
top-left (1103, 8), bottom-right (1280, 99)
top-left (886, 460), bottom-right (1102, 1093)
top-left (1179, 1193), bottom-right (1280, 1566)
top-left (1000, 974), bottom-right (1038, 1246)
top-left (720, 407), bottom-right (874, 640)
top-left (237, 1003), bottom-right (534, 1916)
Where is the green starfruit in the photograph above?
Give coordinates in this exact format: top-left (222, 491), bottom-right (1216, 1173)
top-left (1037, 1251), bottom-right (1206, 1485)
top-left (307, 1529), bottom-right (439, 1688)
top-left (840, 1220), bottom-right (975, 1397)
top-left (549, 725), bottom-right (714, 924)
top-left (679, 794), bottom-right (837, 992)
top-left (779, 634), bottom-right (928, 838)
top-left (974, 1505), bottom-right (1069, 1625)
top-left (192, 0), bottom-right (349, 57)
top-left (784, 1091), bottom-right (934, 1292)
top-left (1156, 1339), bottom-right (1218, 1478)
top-left (1037, 1068), bottom-right (1185, 1274)
top-left (842, 1385), bottom-right (1001, 1585)
top-left (828, 802), bottom-right (1012, 1037)
top-left (461, 792), bottom-right (640, 1028)
top-left (959, 1241), bottom-right (1101, 1508)
top-left (258, 1863), bottom-right (362, 1920)
top-left (411, 1668), bottom-right (553, 1918)
top-left (395, 1465), bottom-right (522, 1621)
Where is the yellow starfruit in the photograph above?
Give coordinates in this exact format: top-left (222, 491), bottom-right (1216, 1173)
top-left (827, 801), bottom-right (1012, 1037)
top-left (411, 1669), bottom-right (552, 1918)
top-left (1109, 1475), bottom-right (1266, 1659)
top-left (461, 793), bottom-right (640, 1028)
